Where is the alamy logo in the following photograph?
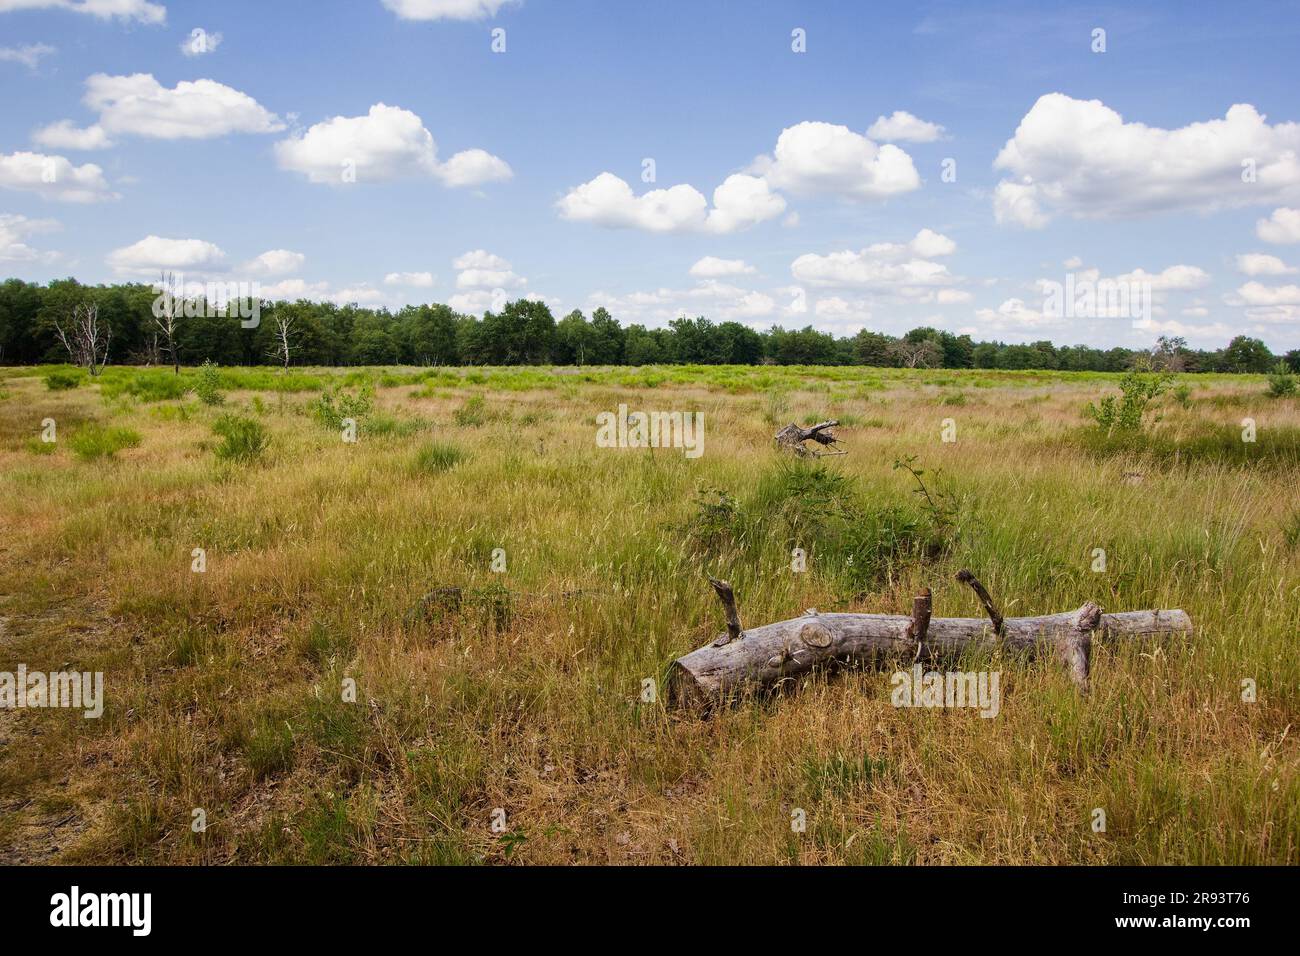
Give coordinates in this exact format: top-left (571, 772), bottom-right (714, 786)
top-left (50, 886), bottom-right (151, 936)
top-left (890, 664), bottom-right (1000, 718)
top-left (0, 666), bottom-right (103, 718)
top-left (595, 403), bottom-right (704, 458)
top-left (152, 272), bottom-right (262, 329)
top-left (1041, 273), bottom-right (1152, 323)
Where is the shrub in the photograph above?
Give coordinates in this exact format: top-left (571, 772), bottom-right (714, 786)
top-left (412, 441), bottom-right (467, 474)
top-left (1266, 362), bottom-right (1296, 398)
top-left (309, 383), bottom-right (374, 430)
top-left (212, 414), bottom-right (268, 463)
top-left (1085, 370), bottom-right (1174, 434)
top-left (69, 424), bottom-right (142, 460)
top-left (193, 360), bottom-right (225, 405)
top-left (44, 369), bottom-right (83, 391)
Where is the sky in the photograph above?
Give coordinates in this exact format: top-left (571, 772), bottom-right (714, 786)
top-left (2, 0), bottom-right (1300, 351)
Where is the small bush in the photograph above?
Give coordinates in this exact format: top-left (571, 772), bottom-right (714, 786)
top-left (1266, 362), bottom-right (1296, 398)
top-left (44, 369), bottom-right (84, 391)
top-left (309, 383), bottom-right (374, 430)
top-left (212, 413), bottom-right (268, 463)
top-left (1085, 370), bottom-right (1174, 434)
top-left (412, 441), bottom-right (467, 474)
top-left (193, 360), bottom-right (225, 406)
top-left (69, 424), bottom-right (142, 460)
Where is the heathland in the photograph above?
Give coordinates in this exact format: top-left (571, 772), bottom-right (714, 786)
top-left (0, 362), bottom-right (1295, 864)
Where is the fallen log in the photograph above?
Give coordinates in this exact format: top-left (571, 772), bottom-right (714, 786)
top-left (774, 420), bottom-right (843, 457)
top-left (668, 571), bottom-right (1192, 709)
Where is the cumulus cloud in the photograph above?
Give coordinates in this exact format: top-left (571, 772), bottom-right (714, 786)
top-left (760, 121), bottom-right (921, 200)
top-left (243, 249), bottom-right (305, 276)
top-left (107, 235), bottom-right (227, 276)
top-left (32, 119), bottom-right (112, 150)
top-left (993, 93), bottom-right (1300, 228)
top-left (689, 256), bottom-right (755, 278)
top-left (790, 228), bottom-right (957, 290)
top-left (866, 110), bottom-right (945, 143)
top-left (1116, 265), bottom-right (1211, 291)
top-left (382, 0), bottom-right (518, 20)
top-left (384, 271), bottom-right (435, 287)
top-left (1234, 281), bottom-right (1300, 306)
top-left (1235, 253), bottom-right (1295, 276)
top-left (557, 172), bottom-right (784, 234)
top-left (0, 0), bottom-right (165, 23)
top-left (0, 212), bottom-right (60, 262)
top-left (0, 150), bottom-right (116, 202)
top-left (39, 73), bottom-right (283, 144)
top-left (275, 103), bottom-right (511, 187)
top-left (1256, 207), bottom-right (1300, 244)
top-left (0, 42), bottom-right (55, 69)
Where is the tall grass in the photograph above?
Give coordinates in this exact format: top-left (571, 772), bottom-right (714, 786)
top-left (0, 364), bottom-right (1293, 864)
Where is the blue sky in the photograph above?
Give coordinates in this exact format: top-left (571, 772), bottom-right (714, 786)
top-left (2, 0), bottom-right (1300, 350)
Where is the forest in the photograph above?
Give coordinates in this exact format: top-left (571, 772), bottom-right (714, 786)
top-left (1, 277), bottom-right (1294, 373)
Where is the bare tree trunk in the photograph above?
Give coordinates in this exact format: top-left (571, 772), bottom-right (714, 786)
top-left (669, 576), bottom-right (1192, 709)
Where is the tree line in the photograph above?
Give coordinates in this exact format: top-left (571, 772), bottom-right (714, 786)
top-left (1, 277), bottom-right (1295, 373)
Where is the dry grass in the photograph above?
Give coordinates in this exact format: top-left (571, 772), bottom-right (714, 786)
top-left (0, 364), bottom-right (1295, 864)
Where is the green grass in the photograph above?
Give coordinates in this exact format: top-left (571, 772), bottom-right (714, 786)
top-left (68, 423), bottom-right (142, 460)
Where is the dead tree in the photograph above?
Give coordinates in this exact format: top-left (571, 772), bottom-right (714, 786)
top-left (268, 311), bottom-right (297, 369)
top-left (668, 571), bottom-right (1192, 709)
top-left (53, 301), bottom-right (111, 376)
top-left (154, 271), bottom-right (181, 374)
top-left (774, 420), bottom-right (843, 457)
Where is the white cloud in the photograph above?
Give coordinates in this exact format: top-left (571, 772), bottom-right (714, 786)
top-left (32, 119), bottom-right (112, 150)
top-left (1063, 255), bottom-right (1083, 269)
top-left (436, 148), bottom-right (512, 187)
top-left (1256, 207), bottom-right (1300, 244)
top-left (1235, 281), bottom-right (1300, 306)
top-left (1116, 265), bottom-right (1211, 291)
top-left (384, 271), bottom-right (435, 287)
top-left (1235, 253), bottom-right (1295, 276)
top-left (446, 250), bottom-right (526, 310)
top-left (0, 42), bottom-right (55, 69)
top-left (689, 256), bottom-right (755, 278)
top-left (974, 297), bottom-right (1060, 331)
top-left (452, 249), bottom-right (509, 271)
top-left (790, 228), bottom-right (957, 289)
top-left (107, 235), bottom-right (227, 276)
top-left (179, 28), bottom-right (221, 56)
top-left (243, 249), bottom-right (305, 276)
top-left (0, 212), bottom-right (60, 262)
top-left (866, 110), bottom-right (945, 143)
top-left (761, 121), bottom-right (921, 200)
top-left (60, 73), bottom-right (284, 141)
top-left (1181, 306), bottom-right (1209, 317)
top-left (936, 289), bottom-right (973, 304)
top-left (585, 282), bottom-right (787, 327)
top-left (382, 0), bottom-right (518, 20)
top-left (994, 93), bottom-right (1300, 227)
top-left (0, 0), bottom-right (165, 23)
top-left (0, 150), bottom-right (116, 202)
top-left (557, 171), bottom-right (784, 234)
top-left (275, 103), bottom-right (510, 187)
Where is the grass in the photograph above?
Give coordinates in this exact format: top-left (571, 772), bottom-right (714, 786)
top-left (68, 423), bottom-right (142, 460)
top-left (0, 363), bottom-right (1294, 865)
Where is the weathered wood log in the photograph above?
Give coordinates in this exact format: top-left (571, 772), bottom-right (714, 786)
top-left (668, 579), bottom-right (1191, 709)
top-left (774, 420), bottom-right (842, 456)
